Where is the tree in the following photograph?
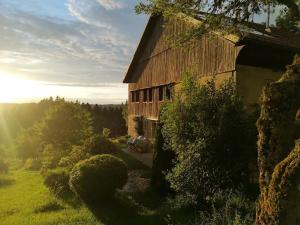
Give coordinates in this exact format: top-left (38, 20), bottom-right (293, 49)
top-left (15, 127), bottom-right (42, 160)
top-left (276, 5), bottom-right (300, 32)
top-left (122, 101), bottom-right (128, 127)
top-left (136, 0), bottom-right (300, 42)
top-left (36, 100), bottom-right (93, 150)
top-left (255, 55), bottom-right (300, 225)
top-left (160, 73), bottom-right (257, 204)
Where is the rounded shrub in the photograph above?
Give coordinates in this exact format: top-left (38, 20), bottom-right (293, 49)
top-left (69, 154), bottom-right (128, 203)
top-left (0, 159), bottom-right (8, 174)
top-left (83, 134), bottom-right (118, 155)
top-left (44, 168), bottom-right (71, 198)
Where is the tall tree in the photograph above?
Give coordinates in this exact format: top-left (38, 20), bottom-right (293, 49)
top-left (36, 100), bottom-right (93, 150)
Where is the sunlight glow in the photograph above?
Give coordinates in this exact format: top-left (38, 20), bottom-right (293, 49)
top-left (0, 71), bottom-right (127, 104)
top-left (0, 72), bottom-right (51, 103)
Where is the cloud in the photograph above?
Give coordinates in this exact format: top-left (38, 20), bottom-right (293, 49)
top-left (96, 0), bottom-right (124, 10)
top-left (0, 0), bottom-right (146, 103)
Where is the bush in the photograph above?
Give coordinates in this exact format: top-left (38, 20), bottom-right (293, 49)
top-left (167, 189), bottom-right (255, 225)
top-left (41, 144), bottom-right (65, 171)
top-left (69, 154), bottom-right (128, 203)
top-left (44, 168), bottom-right (72, 198)
top-left (58, 146), bottom-right (89, 169)
top-left (196, 190), bottom-right (255, 225)
top-left (24, 158), bottom-right (42, 171)
top-left (116, 136), bottom-right (128, 144)
top-left (151, 121), bottom-right (174, 193)
top-left (83, 134), bottom-right (118, 155)
top-left (102, 128), bottom-right (111, 138)
top-left (160, 74), bottom-right (258, 204)
top-left (0, 159), bottom-right (8, 174)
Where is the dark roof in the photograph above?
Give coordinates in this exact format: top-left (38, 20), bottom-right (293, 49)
top-left (123, 15), bottom-right (300, 83)
top-left (238, 21), bottom-right (300, 50)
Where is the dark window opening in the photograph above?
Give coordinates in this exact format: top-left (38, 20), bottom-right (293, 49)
top-left (159, 86), bottom-right (164, 101)
top-left (143, 89), bottom-right (148, 102)
top-left (135, 91), bottom-right (140, 102)
top-left (148, 89), bottom-right (153, 102)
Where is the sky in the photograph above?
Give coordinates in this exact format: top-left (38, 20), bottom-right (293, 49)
top-left (0, 0), bottom-right (280, 104)
top-left (0, 0), bottom-right (148, 104)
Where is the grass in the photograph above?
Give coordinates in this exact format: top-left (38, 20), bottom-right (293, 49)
top-left (0, 150), bottom-right (167, 225)
top-left (0, 170), bottom-right (101, 225)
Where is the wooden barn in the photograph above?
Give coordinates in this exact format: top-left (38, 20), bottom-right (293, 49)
top-left (124, 15), bottom-right (300, 140)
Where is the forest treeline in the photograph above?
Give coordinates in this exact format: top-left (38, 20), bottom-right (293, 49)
top-left (0, 97), bottom-right (127, 146)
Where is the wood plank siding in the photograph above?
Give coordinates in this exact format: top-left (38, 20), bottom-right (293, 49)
top-left (127, 16), bottom-right (241, 119)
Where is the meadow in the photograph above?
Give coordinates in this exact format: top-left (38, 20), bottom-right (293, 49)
top-left (0, 150), bottom-right (169, 225)
top-left (0, 170), bottom-right (101, 225)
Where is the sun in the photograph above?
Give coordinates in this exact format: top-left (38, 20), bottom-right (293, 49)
top-left (0, 72), bottom-right (41, 103)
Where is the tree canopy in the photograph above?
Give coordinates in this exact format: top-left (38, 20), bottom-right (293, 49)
top-left (136, 0), bottom-right (300, 37)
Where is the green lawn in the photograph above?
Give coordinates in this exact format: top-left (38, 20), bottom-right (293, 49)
top-left (0, 152), bottom-right (167, 225)
top-left (0, 170), bottom-right (102, 225)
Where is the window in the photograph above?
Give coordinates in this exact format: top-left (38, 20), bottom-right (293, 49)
top-left (143, 89), bottom-right (148, 102)
top-left (159, 86), bottom-right (164, 101)
top-left (135, 91), bottom-right (140, 102)
top-left (148, 88), bottom-right (153, 102)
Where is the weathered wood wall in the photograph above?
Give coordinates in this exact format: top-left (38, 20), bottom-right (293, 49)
top-left (128, 16), bottom-right (240, 121)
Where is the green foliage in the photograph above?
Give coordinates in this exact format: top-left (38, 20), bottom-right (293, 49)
top-left (0, 100), bottom-right (54, 145)
top-left (276, 6), bottom-right (300, 32)
top-left (151, 120), bottom-right (174, 193)
top-left (102, 128), bottom-right (111, 138)
top-left (58, 145), bottom-right (88, 169)
top-left (116, 135), bottom-right (129, 144)
top-left (136, 0), bottom-right (300, 45)
top-left (43, 168), bottom-right (72, 198)
top-left (69, 154), bottom-right (128, 203)
top-left (0, 158), bottom-right (8, 174)
top-left (160, 73), bottom-right (257, 204)
top-left (202, 190), bottom-right (255, 225)
top-left (37, 99), bottom-right (93, 150)
top-left (255, 56), bottom-right (300, 225)
top-left (15, 128), bottom-right (41, 160)
top-left (85, 103), bottom-right (127, 138)
top-left (83, 134), bottom-right (118, 155)
top-left (122, 101), bottom-right (128, 127)
top-left (40, 144), bottom-right (65, 171)
top-left (165, 189), bottom-right (254, 225)
top-left (24, 158), bottom-right (42, 171)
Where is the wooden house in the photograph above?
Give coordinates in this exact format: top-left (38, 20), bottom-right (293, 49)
top-left (123, 15), bottom-right (300, 140)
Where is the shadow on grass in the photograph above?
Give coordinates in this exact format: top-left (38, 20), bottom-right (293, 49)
top-left (86, 194), bottom-right (167, 225)
top-left (0, 177), bottom-right (15, 187)
top-left (34, 200), bottom-right (65, 213)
